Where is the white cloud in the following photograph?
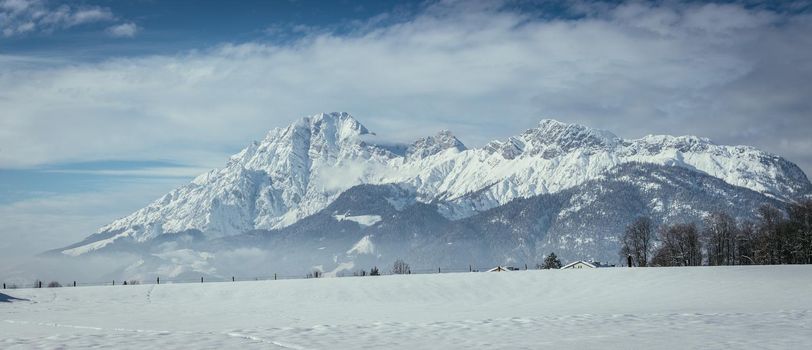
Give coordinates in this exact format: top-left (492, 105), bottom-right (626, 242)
top-left (0, 0), bottom-right (32, 12)
top-left (0, 178), bottom-right (188, 267)
top-left (43, 165), bottom-right (212, 178)
top-left (0, 0), bottom-right (810, 176)
top-left (106, 22), bottom-right (137, 38)
top-left (0, 0), bottom-right (117, 37)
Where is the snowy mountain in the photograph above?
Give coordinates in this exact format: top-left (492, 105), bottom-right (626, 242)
top-left (52, 112), bottom-right (811, 276)
top-left (65, 163), bottom-right (787, 278)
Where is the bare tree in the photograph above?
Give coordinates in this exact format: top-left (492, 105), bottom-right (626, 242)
top-left (652, 223), bottom-right (702, 266)
top-left (620, 217), bottom-right (654, 267)
top-left (738, 201), bottom-right (812, 265)
top-left (47, 281), bottom-right (62, 288)
top-left (736, 220), bottom-right (757, 265)
top-left (703, 212), bottom-right (739, 266)
top-left (788, 199), bottom-right (812, 264)
top-left (756, 204), bottom-right (783, 264)
top-left (392, 258), bottom-right (411, 274)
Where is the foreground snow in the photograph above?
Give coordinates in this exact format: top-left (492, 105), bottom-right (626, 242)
top-left (2, 266), bottom-right (811, 349)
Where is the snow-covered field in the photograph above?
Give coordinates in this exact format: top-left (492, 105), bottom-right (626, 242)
top-left (2, 265), bottom-right (811, 349)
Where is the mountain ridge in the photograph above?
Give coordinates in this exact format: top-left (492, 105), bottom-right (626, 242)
top-left (49, 162), bottom-right (788, 279)
top-left (56, 112), bottom-right (811, 262)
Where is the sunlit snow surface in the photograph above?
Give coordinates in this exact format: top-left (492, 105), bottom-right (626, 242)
top-left (2, 266), bottom-right (811, 349)
top-left (346, 235), bottom-right (375, 255)
top-left (333, 214), bottom-right (382, 227)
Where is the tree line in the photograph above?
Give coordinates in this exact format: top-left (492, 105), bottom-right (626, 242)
top-left (620, 200), bottom-right (812, 267)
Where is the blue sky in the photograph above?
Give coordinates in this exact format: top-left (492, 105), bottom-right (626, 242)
top-left (2, 0), bottom-right (422, 57)
top-left (1, 0), bottom-right (812, 264)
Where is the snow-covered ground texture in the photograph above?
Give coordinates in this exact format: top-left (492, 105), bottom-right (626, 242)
top-left (62, 112), bottom-right (810, 256)
top-left (2, 266), bottom-right (811, 349)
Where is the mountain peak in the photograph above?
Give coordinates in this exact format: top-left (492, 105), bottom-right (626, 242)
top-left (260, 112), bottom-right (369, 141)
top-left (307, 111), bottom-right (360, 125)
top-left (407, 129), bottom-right (467, 160)
top-left (536, 118), bottom-right (567, 127)
top-left (299, 112), bottom-right (370, 140)
top-left (230, 112), bottom-right (378, 177)
top-left (485, 119), bottom-right (619, 159)
top-left (534, 119), bottom-right (619, 144)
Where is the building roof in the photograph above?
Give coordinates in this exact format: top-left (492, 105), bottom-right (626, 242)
top-left (486, 266), bottom-right (511, 272)
top-left (560, 260), bottom-right (596, 269)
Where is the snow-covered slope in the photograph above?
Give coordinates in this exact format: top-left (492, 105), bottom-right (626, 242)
top-left (59, 112), bottom-right (811, 256)
top-left (3, 266), bottom-right (812, 349)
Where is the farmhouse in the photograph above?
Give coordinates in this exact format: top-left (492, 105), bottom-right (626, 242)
top-left (561, 261), bottom-right (596, 269)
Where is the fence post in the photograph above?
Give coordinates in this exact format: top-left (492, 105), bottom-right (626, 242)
top-left (232, 276), bottom-right (235, 282)
top-left (469, 265), bottom-right (472, 272)
top-left (39, 281), bottom-right (42, 288)
top-left (73, 281), bottom-right (76, 287)
top-left (525, 264), bottom-right (528, 270)
top-left (627, 255), bottom-right (633, 268)
top-left (157, 277), bottom-right (160, 285)
top-left (113, 280), bottom-right (115, 286)
top-left (274, 273), bottom-right (277, 280)
top-left (201, 277), bottom-right (203, 283)
top-left (438, 267), bottom-right (441, 273)
top-left (3, 283), bottom-right (5, 289)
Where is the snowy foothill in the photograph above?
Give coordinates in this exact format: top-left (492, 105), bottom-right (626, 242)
top-left (2, 265), bottom-right (811, 349)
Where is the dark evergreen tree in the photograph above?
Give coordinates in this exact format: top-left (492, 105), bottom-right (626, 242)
top-left (542, 252), bottom-right (562, 269)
